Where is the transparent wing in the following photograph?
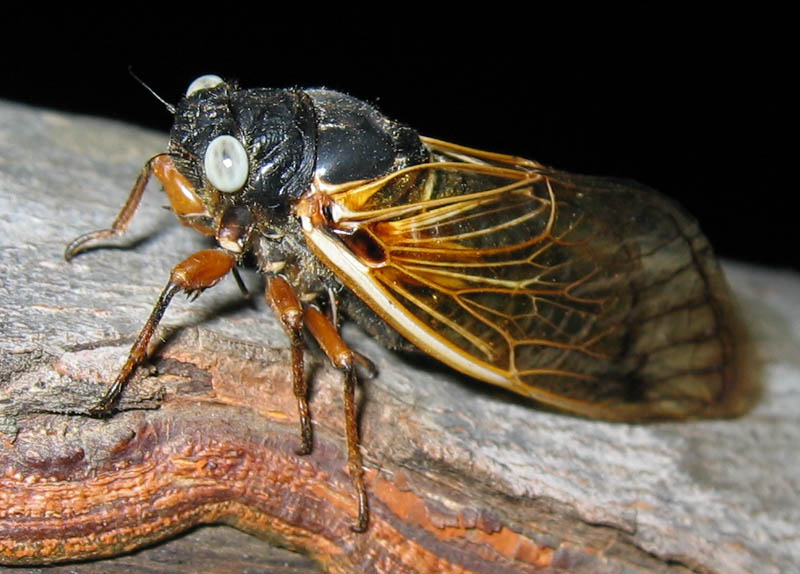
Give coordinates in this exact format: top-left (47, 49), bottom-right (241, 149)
top-left (301, 138), bottom-right (755, 420)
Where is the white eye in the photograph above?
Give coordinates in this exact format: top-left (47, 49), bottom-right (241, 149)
top-left (186, 74), bottom-right (224, 97)
top-left (204, 135), bottom-right (249, 193)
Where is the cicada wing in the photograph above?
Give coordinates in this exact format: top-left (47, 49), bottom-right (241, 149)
top-left (301, 143), bottom-right (756, 421)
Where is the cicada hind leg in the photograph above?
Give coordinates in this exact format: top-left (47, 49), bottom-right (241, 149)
top-left (267, 276), bottom-right (370, 532)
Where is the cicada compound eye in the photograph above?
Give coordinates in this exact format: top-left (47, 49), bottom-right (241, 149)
top-left (204, 135), bottom-right (249, 193)
top-left (185, 74), bottom-right (224, 97)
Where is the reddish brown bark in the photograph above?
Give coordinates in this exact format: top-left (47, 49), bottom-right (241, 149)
top-left (1, 330), bottom-right (564, 574)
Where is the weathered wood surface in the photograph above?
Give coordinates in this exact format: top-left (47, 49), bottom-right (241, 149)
top-left (0, 100), bottom-right (798, 574)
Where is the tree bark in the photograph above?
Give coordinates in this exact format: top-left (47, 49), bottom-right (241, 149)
top-left (1, 100), bottom-right (798, 574)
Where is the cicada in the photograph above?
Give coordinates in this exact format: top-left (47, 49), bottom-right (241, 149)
top-left (65, 75), bottom-right (756, 532)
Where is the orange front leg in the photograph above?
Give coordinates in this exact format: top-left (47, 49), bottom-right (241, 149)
top-left (64, 155), bottom-right (212, 261)
top-left (89, 249), bottom-right (236, 416)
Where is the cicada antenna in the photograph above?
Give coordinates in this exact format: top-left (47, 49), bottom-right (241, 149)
top-left (128, 66), bottom-right (176, 114)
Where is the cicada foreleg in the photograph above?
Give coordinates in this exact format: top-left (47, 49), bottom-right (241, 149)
top-left (64, 159), bottom-right (153, 261)
top-left (89, 249), bottom-right (236, 417)
top-left (65, 154), bottom-right (212, 261)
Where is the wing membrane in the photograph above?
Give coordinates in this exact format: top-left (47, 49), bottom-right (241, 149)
top-left (302, 140), bottom-right (755, 420)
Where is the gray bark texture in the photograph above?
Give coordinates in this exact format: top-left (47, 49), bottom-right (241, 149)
top-left (0, 100), bottom-right (798, 574)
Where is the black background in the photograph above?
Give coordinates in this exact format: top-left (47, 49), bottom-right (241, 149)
top-left (5, 15), bottom-right (792, 271)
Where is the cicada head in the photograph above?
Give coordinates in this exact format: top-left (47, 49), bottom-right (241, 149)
top-left (167, 75), bottom-right (318, 229)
